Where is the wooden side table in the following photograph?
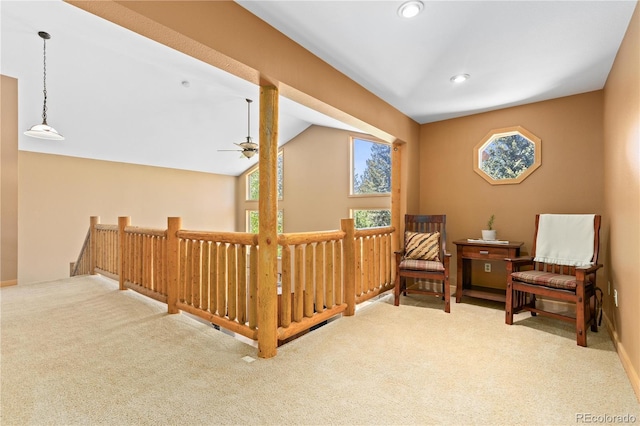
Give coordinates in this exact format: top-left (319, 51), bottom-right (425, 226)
top-left (452, 239), bottom-right (523, 303)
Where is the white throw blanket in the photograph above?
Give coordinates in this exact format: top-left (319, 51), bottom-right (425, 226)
top-left (534, 214), bottom-right (595, 267)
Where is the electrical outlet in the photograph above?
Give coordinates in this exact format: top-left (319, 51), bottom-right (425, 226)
top-left (484, 263), bottom-right (491, 273)
top-left (614, 289), bottom-right (619, 307)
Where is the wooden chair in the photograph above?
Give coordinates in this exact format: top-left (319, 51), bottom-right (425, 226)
top-left (505, 214), bottom-right (602, 346)
top-left (394, 215), bottom-right (451, 312)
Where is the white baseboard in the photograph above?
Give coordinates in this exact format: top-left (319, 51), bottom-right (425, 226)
top-left (604, 312), bottom-right (640, 403)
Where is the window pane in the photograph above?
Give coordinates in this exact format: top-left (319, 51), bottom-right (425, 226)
top-left (480, 133), bottom-right (535, 180)
top-left (246, 152), bottom-right (284, 200)
top-left (473, 126), bottom-right (541, 185)
top-left (248, 170), bottom-right (260, 201)
top-left (352, 138), bottom-right (391, 195)
top-left (248, 210), bottom-right (260, 233)
top-left (353, 209), bottom-right (391, 229)
top-left (247, 210), bottom-right (284, 234)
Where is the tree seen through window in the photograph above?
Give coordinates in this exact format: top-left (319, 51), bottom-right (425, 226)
top-left (353, 209), bottom-right (391, 229)
top-left (352, 138), bottom-right (391, 195)
top-left (480, 133), bottom-right (535, 180)
top-left (247, 152), bottom-right (283, 200)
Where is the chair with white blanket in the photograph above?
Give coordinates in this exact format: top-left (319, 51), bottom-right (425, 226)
top-left (505, 214), bottom-right (602, 346)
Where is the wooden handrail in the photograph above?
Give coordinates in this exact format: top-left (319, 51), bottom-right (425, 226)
top-left (354, 226), bottom-right (395, 238)
top-left (177, 230), bottom-right (258, 245)
top-left (95, 224), bottom-right (118, 231)
top-left (278, 230), bottom-right (345, 245)
top-left (124, 226), bottom-right (166, 237)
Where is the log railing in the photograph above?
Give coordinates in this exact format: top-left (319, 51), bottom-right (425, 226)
top-left (94, 224), bottom-right (119, 280)
top-left (175, 230), bottom-right (259, 341)
top-left (122, 225), bottom-right (167, 303)
top-left (277, 229), bottom-right (348, 341)
top-left (70, 216), bottom-right (395, 356)
top-left (354, 226), bottom-right (395, 304)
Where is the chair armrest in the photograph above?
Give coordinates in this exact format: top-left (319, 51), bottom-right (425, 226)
top-left (575, 263), bottom-right (603, 284)
top-left (504, 256), bottom-right (533, 265)
top-left (504, 256), bottom-right (533, 273)
top-left (576, 263), bottom-right (603, 274)
top-left (394, 251), bottom-right (404, 266)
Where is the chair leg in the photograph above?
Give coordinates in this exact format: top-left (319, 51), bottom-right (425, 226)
top-left (576, 287), bottom-right (587, 347)
top-left (443, 279), bottom-right (450, 313)
top-left (505, 281), bottom-right (514, 325)
top-left (530, 294), bottom-right (537, 316)
top-left (394, 273), bottom-right (401, 306)
top-left (590, 293), bottom-right (598, 332)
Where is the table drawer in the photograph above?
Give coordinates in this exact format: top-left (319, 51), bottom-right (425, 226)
top-left (461, 245), bottom-right (510, 260)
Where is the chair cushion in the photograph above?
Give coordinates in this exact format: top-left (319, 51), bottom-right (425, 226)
top-left (405, 231), bottom-right (440, 261)
top-left (399, 259), bottom-right (445, 272)
top-left (511, 270), bottom-right (585, 291)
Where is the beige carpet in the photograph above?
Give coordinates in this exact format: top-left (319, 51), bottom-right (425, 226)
top-left (1, 275), bottom-right (638, 425)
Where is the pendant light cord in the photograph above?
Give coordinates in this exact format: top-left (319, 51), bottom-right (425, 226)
top-left (41, 36), bottom-right (48, 125)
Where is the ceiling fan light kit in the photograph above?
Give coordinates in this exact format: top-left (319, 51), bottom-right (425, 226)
top-left (24, 31), bottom-right (64, 140)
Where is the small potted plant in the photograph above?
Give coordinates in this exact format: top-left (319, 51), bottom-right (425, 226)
top-left (482, 215), bottom-right (497, 240)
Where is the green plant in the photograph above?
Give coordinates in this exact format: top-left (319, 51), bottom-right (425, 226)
top-left (487, 214), bottom-right (495, 230)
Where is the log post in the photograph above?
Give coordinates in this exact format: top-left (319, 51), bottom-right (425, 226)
top-left (341, 218), bottom-right (356, 316)
top-left (118, 217), bottom-right (131, 290)
top-left (391, 142), bottom-right (402, 277)
top-left (167, 217), bottom-right (182, 314)
top-left (89, 216), bottom-right (99, 275)
top-left (257, 85), bottom-right (279, 359)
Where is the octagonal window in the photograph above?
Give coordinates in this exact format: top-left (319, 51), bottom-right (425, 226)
top-left (473, 126), bottom-right (541, 185)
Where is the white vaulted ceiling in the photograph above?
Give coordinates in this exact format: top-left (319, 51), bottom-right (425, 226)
top-left (1, 0), bottom-right (636, 176)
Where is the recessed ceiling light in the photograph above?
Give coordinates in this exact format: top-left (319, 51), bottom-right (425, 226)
top-left (450, 74), bottom-right (470, 83)
top-left (181, 80), bottom-right (190, 88)
top-left (398, 1), bottom-right (424, 18)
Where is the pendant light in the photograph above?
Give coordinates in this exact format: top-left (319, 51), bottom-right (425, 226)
top-left (24, 31), bottom-right (64, 140)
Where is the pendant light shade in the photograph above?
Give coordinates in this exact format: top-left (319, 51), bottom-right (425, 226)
top-left (24, 123), bottom-right (65, 140)
top-left (25, 31), bottom-right (64, 140)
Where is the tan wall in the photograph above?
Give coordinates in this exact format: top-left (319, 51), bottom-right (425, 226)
top-left (18, 152), bottom-right (236, 284)
top-left (420, 91), bottom-right (605, 286)
top-left (603, 2), bottom-right (640, 397)
top-left (1, 75), bottom-right (19, 285)
top-left (236, 126), bottom-right (390, 233)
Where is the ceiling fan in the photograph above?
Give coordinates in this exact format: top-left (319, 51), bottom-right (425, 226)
top-left (219, 98), bottom-right (258, 159)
